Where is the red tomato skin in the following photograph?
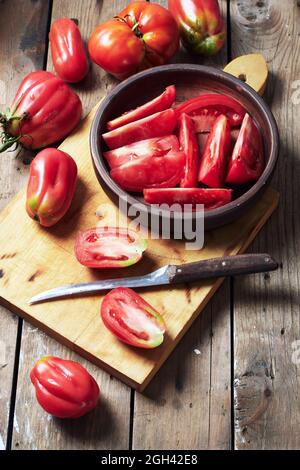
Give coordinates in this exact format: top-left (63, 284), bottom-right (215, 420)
top-left (3, 71), bottom-right (82, 150)
top-left (49, 18), bottom-right (89, 83)
top-left (198, 114), bottom-right (231, 188)
top-left (107, 85), bottom-right (176, 131)
top-left (178, 113), bottom-right (200, 188)
top-left (74, 227), bottom-right (147, 268)
top-left (26, 148), bottom-right (77, 227)
top-left (110, 150), bottom-right (185, 192)
top-left (102, 108), bottom-right (177, 150)
top-left (226, 113), bottom-right (265, 185)
top-left (144, 187), bottom-right (233, 210)
top-left (101, 287), bottom-right (166, 349)
top-left (30, 357), bottom-right (99, 419)
top-left (88, 2), bottom-right (179, 80)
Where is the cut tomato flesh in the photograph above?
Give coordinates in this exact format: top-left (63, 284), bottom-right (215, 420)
top-left (144, 188), bottom-right (233, 210)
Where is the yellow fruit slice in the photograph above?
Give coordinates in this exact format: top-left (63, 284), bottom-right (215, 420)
top-left (224, 54), bottom-right (268, 96)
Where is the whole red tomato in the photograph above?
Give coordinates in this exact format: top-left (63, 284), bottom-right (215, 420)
top-left (26, 148), bottom-right (78, 227)
top-left (30, 357), bottom-right (100, 419)
top-left (88, 2), bottom-right (179, 80)
top-left (0, 70), bottom-right (82, 152)
top-left (49, 17), bottom-right (89, 83)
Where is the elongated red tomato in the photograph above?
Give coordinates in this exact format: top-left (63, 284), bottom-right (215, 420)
top-left (49, 17), bottom-right (89, 83)
top-left (0, 71), bottom-right (82, 152)
top-left (26, 148), bottom-right (77, 227)
top-left (107, 86), bottom-right (176, 131)
top-left (198, 114), bottom-right (231, 188)
top-left (226, 113), bottom-right (264, 185)
top-left (101, 287), bottom-right (166, 349)
top-left (178, 113), bottom-right (200, 188)
top-left (110, 151), bottom-right (185, 192)
top-left (144, 188), bottom-right (233, 210)
top-left (30, 357), bottom-right (99, 418)
top-left (176, 93), bottom-right (246, 128)
top-left (103, 135), bottom-right (179, 168)
top-left (75, 227), bottom-right (147, 268)
top-left (102, 108), bottom-right (177, 150)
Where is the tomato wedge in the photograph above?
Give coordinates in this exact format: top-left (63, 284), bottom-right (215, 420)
top-left (75, 227), bottom-right (147, 269)
top-left (144, 188), bottom-right (233, 210)
top-left (178, 113), bottom-right (200, 188)
top-left (176, 94), bottom-right (246, 128)
top-left (101, 287), bottom-right (166, 349)
top-left (110, 151), bottom-right (185, 192)
top-left (106, 85), bottom-right (176, 131)
top-left (226, 113), bottom-right (264, 185)
top-left (198, 115), bottom-right (231, 188)
top-left (103, 135), bottom-right (179, 169)
top-left (102, 108), bottom-right (177, 150)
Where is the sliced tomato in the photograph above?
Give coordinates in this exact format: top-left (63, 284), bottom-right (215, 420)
top-left (178, 114), bottom-right (200, 188)
top-left (106, 85), bottom-right (176, 131)
top-left (110, 151), bottom-right (185, 192)
top-left (102, 108), bottom-right (177, 150)
top-left (103, 135), bottom-right (179, 169)
top-left (226, 113), bottom-right (264, 185)
top-left (198, 115), bottom-right (231, 188)
top-left (143, 188), bottom-right (233, 210)
top-left (74, 227), bottom-right (147, 268)
top-left (176, 94), bottom-right (246, 128)
top-left (100, 287), bottom-right (166, 349)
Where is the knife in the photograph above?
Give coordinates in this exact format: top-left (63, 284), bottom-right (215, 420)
top-left (28, 253), bottom-right (278, 305)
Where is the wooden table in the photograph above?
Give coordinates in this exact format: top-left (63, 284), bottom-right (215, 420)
top-left (0, 0), bottom-right (299, 451)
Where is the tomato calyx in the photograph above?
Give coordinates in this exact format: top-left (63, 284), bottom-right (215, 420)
top-left (114, 14), bottom-right (143, 39)
top-left (0, 107), bottom-right (29, 153)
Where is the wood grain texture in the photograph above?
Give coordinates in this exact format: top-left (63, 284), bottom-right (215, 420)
top-left (0, 0), bottom-right (51, 449)
top-left (231, 0), bottom-right (300, 449)
top-left (11, 0), bottom-right (131, 451)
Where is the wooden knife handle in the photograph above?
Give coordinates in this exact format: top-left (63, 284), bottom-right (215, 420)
top-left (170, 254), bottom-right (278, 284)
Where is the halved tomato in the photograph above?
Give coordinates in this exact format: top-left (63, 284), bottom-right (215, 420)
top-left (106, 85), bottom-right (176, 131)
top-left (226, 113), bottom-right (264, 185)
top-left (198, 114), bottom-right (231, 188)
top-left (143, 188), bottom-right (233, 210)
top-left (75, 227), bottom-right (147, 268)
top-left (178, 113), bottom-right (200, 188)
top-left (102, 108), bottom-right (177, 150)
top-left (103, 135), bottom-right (179, 169)
top-left (101, 287), bottom-right (166, 349)
top-left (110, 150), bottom-right (185, 192)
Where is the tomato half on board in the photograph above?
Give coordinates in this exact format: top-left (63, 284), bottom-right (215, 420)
top-left (144, 188), bottom-right (233, 210)
top-left (102, 108), bottom-right (177, 150)
top-left (103, 135), bottom-right (179, 169)
top-left (106, 86), bottom-right (176, 131)
top-left (100, 287), bottom-right (166, 349)
top-left (198, 114), bottom-right (231, 188)
top-left (226, 113), bottom-right (265, 185)
top-left (178, 113), bottom-right (200, 188)
top-left (176, 93), bottom-right (246, 130)
top-left (75, 227), bottom-right (147, 269)
top-left (110, 151), bottom-right (185, 192)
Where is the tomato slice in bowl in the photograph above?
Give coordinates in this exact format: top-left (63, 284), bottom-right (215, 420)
top-left (178, 113), bottom-right (200, 188)
top-left (143, 188), bottom-right (233, 210)
top-left (102, 108), bottom-right (177, 150)
top-left (110, 150), bottom-right (185, 192)
top-left (198, 114), bottom-right (231, 188)
top-left (103, 135), bottom-right (179, 169)
top-left (106, 85), bottom-right (176, 131)
top-left (101, 287), bottom-right (166, 349)
top-left (75, 227), bottom-right (147, 268)
top-left (226, 113), bottom-right (265, 185)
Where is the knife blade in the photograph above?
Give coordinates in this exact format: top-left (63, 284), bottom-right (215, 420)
top-left (28, 253), bottom-right (278, 305)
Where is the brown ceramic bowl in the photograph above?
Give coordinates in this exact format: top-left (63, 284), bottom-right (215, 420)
top-left (90, 64), bottom-right (279, 231)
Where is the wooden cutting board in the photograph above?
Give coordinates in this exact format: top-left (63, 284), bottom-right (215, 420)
top-left (0, 106), bottom-right (279, 391)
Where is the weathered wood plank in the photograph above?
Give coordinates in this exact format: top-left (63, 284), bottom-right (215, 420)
top-left (231, 0), bottom-right (300, 449)
top-left (133, 0), bottom-right (232, 450)
top-left (0, 0), bottom-right (51, 450)
top-left (11, 0), bottom-right (131, 450)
